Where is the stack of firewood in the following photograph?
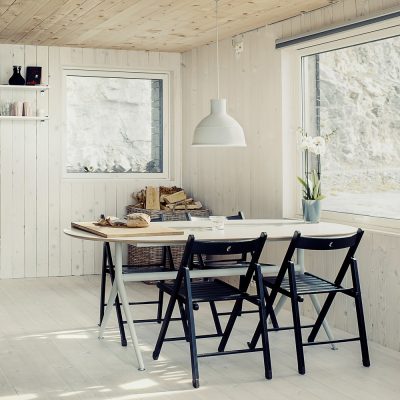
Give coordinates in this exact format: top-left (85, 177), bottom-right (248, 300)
top-left (132, 186), bottom-right (203, 211)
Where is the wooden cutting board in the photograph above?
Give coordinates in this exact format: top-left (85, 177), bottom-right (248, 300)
top-left (71, 221), bottom-right (184, 238)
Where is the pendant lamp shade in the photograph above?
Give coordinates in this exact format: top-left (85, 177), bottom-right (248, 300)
top-left (191, 0), bottom-right (246, 147)
top-left (192, 99), bottom-right (246, 147)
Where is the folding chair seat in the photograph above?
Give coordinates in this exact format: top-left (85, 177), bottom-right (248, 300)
top-left (153, 233), bottom-right (272, 388)
top-left (244, 228), bottom-right (370, 375)
top-left (185, 211), bottom-right (257, 329)
top-left (98, 213), bottom-right (183, 346)
top-left (189, 211), bottom-right (278, 326)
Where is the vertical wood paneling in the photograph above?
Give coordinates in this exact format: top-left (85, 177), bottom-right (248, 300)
top-left (182, 28), bottom-right (282, 219)
top-left (11, 45), bottom-right (25, 278)
top-left (36, 46), bottom-right (49, 277)
top-left (332, 0), bottom-right (345, 23)
top-left (71, 182), bottom-right (84, 276)
top-left (343, 0), bottom-right (358, 21)
top-left (23, 45), bottom-right (38, 278)
top-left (356, 0), bottom-right (371, 16)
top-left (0, 44), bottom-right (181, 281)
top-left (82, 184), bottom-right (95, 275)
top-left (59, 182), bottom-right (72, 276)
top-left (93, 183), bottom-right (106, 275)
top-left (0, 45), bottom-right (14, 279)
top-left (48, 46), bottom-right (62, 277)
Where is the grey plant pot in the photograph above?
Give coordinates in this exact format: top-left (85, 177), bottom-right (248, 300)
top-left (302, 199), bottom-right (321, 223)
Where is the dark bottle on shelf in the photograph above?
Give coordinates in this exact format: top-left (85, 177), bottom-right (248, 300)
top-left (9, 65), bottom-right (25, 85)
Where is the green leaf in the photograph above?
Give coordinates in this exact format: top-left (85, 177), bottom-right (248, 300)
top-left (297, 176), bottom-right (308, 189)
top-left (312, 180), bottom-right (321, 199)
top-left (297, 176), bottom-right (313, 199)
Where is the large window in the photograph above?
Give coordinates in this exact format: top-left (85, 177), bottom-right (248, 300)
top-left (302, 36), bottom-right (400, 219)
top-left (64, 69), bottom-right (168, 176)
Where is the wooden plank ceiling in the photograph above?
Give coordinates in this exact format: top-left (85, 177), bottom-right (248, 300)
top-left (0, 0), bottom-right (332, 52)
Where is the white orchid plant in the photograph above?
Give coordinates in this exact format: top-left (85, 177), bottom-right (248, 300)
top-left (297, 127), bottom-right (336, 200)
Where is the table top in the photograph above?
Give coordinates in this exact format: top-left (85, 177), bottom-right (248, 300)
top-left (64, 219), bottom-right (358, 245)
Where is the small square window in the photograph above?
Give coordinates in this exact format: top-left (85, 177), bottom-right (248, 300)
top-left (64, 69), bottom-right (168, 176)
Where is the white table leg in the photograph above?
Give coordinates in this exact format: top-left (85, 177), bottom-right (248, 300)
top-left (297, 248), bottom-right (337, 350)
top-left (98, 280), bottom-right (118, 338)
top-left (114, 242), bottom-right (146, 371)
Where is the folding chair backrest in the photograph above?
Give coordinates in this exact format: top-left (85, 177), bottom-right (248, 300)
top-left (296, 229), bottom-right (363, 252)
top-left (277, 229), bottom-right (364, 284)
top-left (179, 233), bottom-right (267, 273)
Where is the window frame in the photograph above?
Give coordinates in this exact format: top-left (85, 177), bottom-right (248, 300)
top-left (61, 67), bottom-right (171, 180)
top-left (282, 20), bottom-right (400, 233)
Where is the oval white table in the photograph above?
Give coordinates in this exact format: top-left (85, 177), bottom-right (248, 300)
top-left (64, 219), bottom-right (357, 371)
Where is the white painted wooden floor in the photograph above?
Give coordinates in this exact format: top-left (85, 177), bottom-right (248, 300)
top-left (0, 275), bottom-right (399, 400)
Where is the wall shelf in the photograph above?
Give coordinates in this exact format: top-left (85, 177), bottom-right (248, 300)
top-left (0, 84), bottom-right (50, 93)
top-left (0, 116), bottom-right (49, 121)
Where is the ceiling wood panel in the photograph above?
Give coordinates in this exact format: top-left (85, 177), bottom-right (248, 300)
top-left (0, 0), bottom-right (332, 52)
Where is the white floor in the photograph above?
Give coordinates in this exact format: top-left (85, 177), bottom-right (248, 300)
top-left (0, 275), bottom-right (399, 400)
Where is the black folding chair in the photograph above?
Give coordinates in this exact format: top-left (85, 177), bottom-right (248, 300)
top-left (242, 228), bottom-right (370, 375)
top-left (98, 214), bottom-right (176, 346)
top-left (152, 233), bottom-right (272, 388)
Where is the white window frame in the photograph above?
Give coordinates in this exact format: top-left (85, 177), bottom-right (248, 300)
top-left (61, 67), bottom-right (171, 180)
top-left (282, 19), bottom-right (400, 234)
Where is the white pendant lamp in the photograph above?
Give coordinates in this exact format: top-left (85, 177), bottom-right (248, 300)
top-left (192, 0), bottom-right (246, 147)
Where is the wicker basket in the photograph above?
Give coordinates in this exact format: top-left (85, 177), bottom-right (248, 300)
top-left (126, 206), bottom-right (210, 267)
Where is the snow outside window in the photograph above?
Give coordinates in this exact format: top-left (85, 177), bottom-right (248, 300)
top-left (65, 70), bottom-right (166, 174)
top-left (302, 36), bottom-right (400, 219)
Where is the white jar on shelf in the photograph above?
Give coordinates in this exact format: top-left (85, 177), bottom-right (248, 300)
top-left (23, 101), bottom-right (33, 116)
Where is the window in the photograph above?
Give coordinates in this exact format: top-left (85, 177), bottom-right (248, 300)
top-left (64, 69), bottom-right (168, 176)
top-left (302, 36), bottom-right (400, 219)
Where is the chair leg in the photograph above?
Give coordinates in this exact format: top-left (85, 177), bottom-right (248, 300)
top-left (264, 287), bottom-right (279, 329)
top-left (218, 299), bottom-right (243, 352)
top-left (99, 243), bottom-right (108, 325)
top-left (153, 290), bottom-right (179, 360)
top-left (255, 265), bottom-right (272, 379)
top-left (248, 288), bottom-right (278, 349)
top-left (350, 259), bottom-right (370, 367)
top-left (288, 263), bottom-right (305, 375)
top-left (183, 268), bottom-right (200, 389)
top-left (248, 320), bottom-right (262, 349)
top-left (109, 264), bottom-right (128, 347)
top-left (98, 281), bottom-right (118, 339)
top-left (178, 300), bottom-right (190, 341)
top-left (237, 275), bottom-right (246, 317)
top-left (166, 246), bottom-right (175, 269)
top-left (308, 291), bottom-right (337, 343)
top-left (209, 301), bottom-right (223, 336)
top-left (157, 287), bottom-right (164, 324)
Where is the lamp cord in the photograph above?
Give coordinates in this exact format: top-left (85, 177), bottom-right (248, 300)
top-left (215, 0), bottom-right (220, 99)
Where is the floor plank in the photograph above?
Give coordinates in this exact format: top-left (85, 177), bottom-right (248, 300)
top-left (0, 275), bottom-right (399, 399)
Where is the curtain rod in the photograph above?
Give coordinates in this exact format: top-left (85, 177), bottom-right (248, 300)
top-left (276, 7), bottom-right (400, 49)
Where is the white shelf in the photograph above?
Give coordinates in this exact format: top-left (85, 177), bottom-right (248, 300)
top-left (0, 116), bottom-right (49, 121)
top-left (0, 84), bottom-right (49, 92)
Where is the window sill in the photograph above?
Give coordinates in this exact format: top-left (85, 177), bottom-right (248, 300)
top-left (295, 210), bottom-right (400, 236)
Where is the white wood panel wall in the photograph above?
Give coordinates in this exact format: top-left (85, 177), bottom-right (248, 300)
top-left (181, 0), bottom-right (400, 351)
top-left (0, 45), bottom-right (181, 279)
top-left (182, 27), bottom-right (283, 219)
